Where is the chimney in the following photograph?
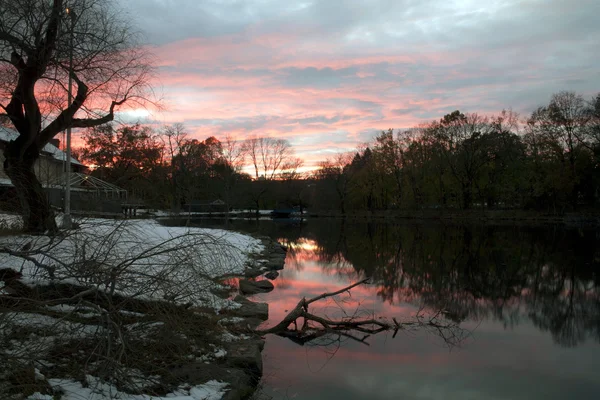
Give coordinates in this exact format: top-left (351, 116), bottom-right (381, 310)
top-left (49, 138), bottom-right (60, 148)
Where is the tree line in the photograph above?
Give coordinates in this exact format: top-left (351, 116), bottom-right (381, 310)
top-left (313, 91), bottom-right (600, 214)
top-left (76, 123), bottom-right (304, 211)
top-left (76, 90), bottom-right (599, 215)
top-left (1, 1), bottom-right (596, 232)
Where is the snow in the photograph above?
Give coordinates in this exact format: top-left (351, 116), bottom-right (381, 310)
top-left (231, 209), bottom-right (274, 215)
top-left (26, 377), bottom-right (229, 400)
top-left (0, 216), bottom-right (264, 311)
top-left (221, 332), bottom-right (251, 342)
top-left (1, 215), bottom-right (265, 399)
top-left (0, 212), bottom-right (23, 230)
top-left (217, 317), bottom-right (245, 325)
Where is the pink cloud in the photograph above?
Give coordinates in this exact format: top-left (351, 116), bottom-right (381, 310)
top-left (134, 30), bottom-right (559, 172)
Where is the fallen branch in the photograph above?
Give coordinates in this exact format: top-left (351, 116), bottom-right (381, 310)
top-left (256, 279), bottom-right (467, 348)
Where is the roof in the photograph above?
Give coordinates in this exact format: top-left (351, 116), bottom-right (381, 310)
top-left (1, 173), bottom-right (127, 195)
top-left (47, 172), bottom-right (127, 193)
top-left (0, 126), bottom-right (83, 166)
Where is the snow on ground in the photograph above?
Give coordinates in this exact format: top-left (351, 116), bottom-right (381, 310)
top-left (27, 376), bottom-right (229, 400)
top-left (0, 212), bottom-right (23, 230)
top-left (1, 213), bottom-right (265, 400)
top-left (0, 215), bottom-right (263, 311)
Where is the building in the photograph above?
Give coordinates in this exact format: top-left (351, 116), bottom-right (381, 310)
top-left (0, 126), bottom-right (84, 187)
top-left (0, 126), bottom-right (126, 214)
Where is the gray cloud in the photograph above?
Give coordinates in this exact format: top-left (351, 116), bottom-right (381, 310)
top-left (116, 0), bottom-right (600, 161)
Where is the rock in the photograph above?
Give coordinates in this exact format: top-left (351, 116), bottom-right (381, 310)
top-left (244, 267), bottom-right (263, 278)
top-left (243, 317), bottom-right (265, 330)
top-left (230, 295), bottom-right (268, 320)
top-left (224, 339), bottom-right (265, 384)
top-left (168, 363), bottom-right (254, 400)
top-left (271, 245), bottom-right (286, 255)
top-left (239, 279), bottom-right (274, 295)
top-left (222, 316), bottom-right (264, 330)
top-left (210, 285), bottom-right (231, 299)
top-left (264, 271), bottom-right (279, 280)
top-left (265, 260), bottom-right (284, 271)
top-left (269, 252), bottom-right (287, 260)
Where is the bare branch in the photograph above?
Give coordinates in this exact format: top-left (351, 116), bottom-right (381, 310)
top-left (257, 279), bottom-right (469, 348)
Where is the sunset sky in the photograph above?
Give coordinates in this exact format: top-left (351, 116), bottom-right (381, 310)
top-left (116, 0), bottom-right (600, 169)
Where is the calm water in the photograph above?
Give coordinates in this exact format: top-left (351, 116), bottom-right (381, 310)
top-left (194, 218), bottom-right (600, 400)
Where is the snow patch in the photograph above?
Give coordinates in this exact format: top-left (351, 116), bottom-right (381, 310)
top-left (27, 376), bottom-right (229, 400)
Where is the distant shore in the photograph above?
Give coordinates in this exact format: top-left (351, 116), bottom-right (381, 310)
top-left (155, 209), bottom-right (600, 227)
top-left (304, 209), bottom-right (600, 225)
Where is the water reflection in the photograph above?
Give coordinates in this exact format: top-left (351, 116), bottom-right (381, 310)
top-left (187, 218), bottom-right (600, 399)
top-left (277, 222), bottom-right (600, 348)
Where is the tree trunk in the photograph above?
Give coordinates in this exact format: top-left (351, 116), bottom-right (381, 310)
top-left (4, 141), bottom-right (58, 234)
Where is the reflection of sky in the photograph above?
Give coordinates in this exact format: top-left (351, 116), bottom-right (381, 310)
top-left (251, 239), bottom-right (600, 400)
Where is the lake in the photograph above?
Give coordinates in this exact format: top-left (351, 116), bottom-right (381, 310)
top-left (191, 218), bottom-right (600, 400)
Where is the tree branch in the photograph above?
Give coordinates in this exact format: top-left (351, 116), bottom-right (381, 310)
top-left (256, 278), bottom-right (468, 348)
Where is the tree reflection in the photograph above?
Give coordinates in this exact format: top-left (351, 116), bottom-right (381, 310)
top-left (275, 220), bottom-right (600, 347)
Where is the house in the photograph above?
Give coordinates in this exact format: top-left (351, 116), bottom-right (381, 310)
top-left (0, 125), bottom-right (84, 188)
top-left (0, 126), bottom-right (125, 214)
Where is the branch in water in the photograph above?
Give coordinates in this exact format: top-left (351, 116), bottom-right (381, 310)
top-left (256, 278), bottom-right (468, 347)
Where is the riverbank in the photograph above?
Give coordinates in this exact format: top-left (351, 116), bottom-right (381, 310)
top-left (0, 215), bottom-right (286, 400)
top-left (142, 207), bottom-right (600, 227)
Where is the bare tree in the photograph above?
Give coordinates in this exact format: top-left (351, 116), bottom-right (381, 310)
top-left (162, 123), bottom-right (188, 162)
top-left (0, 0), bottom-right (154, 233)
top-left (161, 123), bottom-right (188, 208)
top-left (222, 134), bottom-right (246, 173)
top-left (243, 136), bottom-right (297, 180)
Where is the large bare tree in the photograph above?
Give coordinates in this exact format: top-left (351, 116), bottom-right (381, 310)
top-left (244, 135), bottom-right (301, 180)
top-left (0, 0), bottom-right (153, 232)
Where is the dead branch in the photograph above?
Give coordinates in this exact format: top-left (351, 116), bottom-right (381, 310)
top-left (306, 277), bottom-right (370, 306)
top-left (256, 279), bottom-right (468, 348)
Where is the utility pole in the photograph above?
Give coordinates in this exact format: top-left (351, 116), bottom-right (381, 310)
top-left (62, 7), bottom-right (76, 229)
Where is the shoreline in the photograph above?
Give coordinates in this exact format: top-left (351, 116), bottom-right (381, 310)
top-left (0, 217), bottom-right (286, 400)
top-left (215, 235), bottom-right (287, 399)
top-left (155, 209), bottom-right (600, 227)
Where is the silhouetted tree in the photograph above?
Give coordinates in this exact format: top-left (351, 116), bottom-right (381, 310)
top-left (0, 0), bottom-right (153, 232)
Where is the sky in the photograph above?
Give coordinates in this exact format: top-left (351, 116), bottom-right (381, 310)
top-left (115, 0), bottom-right (600, 169)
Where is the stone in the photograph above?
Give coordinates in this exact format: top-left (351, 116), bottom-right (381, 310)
top-left (264, 271), bottom-right (279, 280)
top-left (269, 252), bottom-right (287, 260)
top-left (244, 267), bottom-right (263, 278)
top-left (271, 245), bottom-right (286, 255)
top-left (230, 295), bottom-right (268, 320)
top-left (265, 260), bottom-right (284, 271)
top-left (210, 285), bottom-right (231, 299)
top-left (224, 339), bottom-right (265, 384)
top-left (168, 363), bottom-right (254, 400)
top-left (239, 279), bottom-right (274, 295)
